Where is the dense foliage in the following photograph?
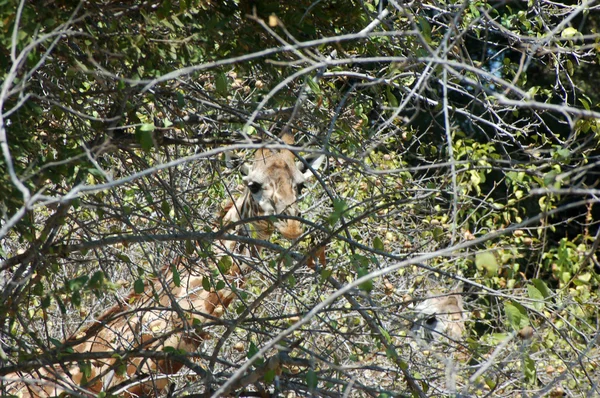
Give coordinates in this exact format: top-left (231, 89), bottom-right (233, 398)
top-left (1, 0), bottom-right (600, 396)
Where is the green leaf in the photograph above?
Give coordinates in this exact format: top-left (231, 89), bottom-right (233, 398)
top-left (432, 226), bottom-right (444, 241)
top-left (524, 354), bottom-right (536, 384)
top-left (216, 280), bottom-right (225, 291)
top-left (33, 282), bottom-right (45, 296)
top-left (319, 268), bottom-right (332, 282)
top-left (218, 256), bottom-right (232, 273)
top-left (566, 59), bottom-right (574, 76)
top-left (161, 200), bottom-right (171, 217)
top-left (561, 27), bottom-right (580, 38)
top-left (177, 92), bottom-right (185, 107)
top-left (469, 3), bottom-right (480, 18)
top-left (504, 301), bottom-right (529, 331)
top-left (527, 285), bottom-right (545, 311)
top-left (156, 0), bottom-right (172, 19)
top-left (327, 199), bottom-right (348, 226)
top-left (543, 170), bottom-right (559, 187)
top-left (116, 254), bottom-right (131, 263)
top-left (78, 360), bottom-right (92, 379)
top-left (136, 127), bottom-right (154, 151)
top-left (49, 338), bottom-right (63, 348)
top-left (398, 359), bottom-right (409, 371)
top-left (379, 326), bottom-right (392, 344)
top-left (42, 295), bottom-right (51, 309)
top-left (386, 87), bottom-right (398, 108)
top-left (385, 347), bottom-right (398, 360)
top-left (247, 341), bottom-right (264, 365)
top-left (71, 291), bottom-right (81, 307)
top-left (475, 252), bottom-right (499, 276)
top-left (202, 276), bottom-right (211, 291)
top-left (171, 265), bottom-right (181, 287)
top-left (215, 72), bottom-right (228, 96)
top-left (185, 239), bottom-right (196, 255)
top-left (576, 272), bottom-right (592, 283)
top-left (134, 278), bottom-right (145, 294)
top-left (68, 275), bottom-right (89, 292)
top-left (88, 167), bottom-right (105, 178)
top-left (357, 266), bottom-right (373, 293)
top-left (531, 279), bottom-right (551, 298)
top-left (306, 77), bottom-right (321, 95)
top-left (264, 368), bottom-right (276, 383)
top-left (555, 148), bottom-right (570, 161)
top-left (287, 274), bottom-right (297, 287)
top-left (139, 123), bottom-right (155, 132)
top-left (579, 98), bottom-right (590, 110)
top-left (352, 254), bottom-right (370, 267)
top-left (116, 361), bottom-right (127, 376)
top-left (486, 332), bottom-right (510, 344)
top-left (417, 16), bottom-right (431, 42)
top-left (373, 236), bottom-right (384, 251)
top-left (171, 15), bottom-right (185, 28)
top-left (88, 271), bottom-right (105, 290)
top-left (306, 368), bottom-right (318, 390)
top-left (283, 254), bottom-right (293, 268)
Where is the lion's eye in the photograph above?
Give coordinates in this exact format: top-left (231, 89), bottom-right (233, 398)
top-left (247, 181), bottom-right (262, 194)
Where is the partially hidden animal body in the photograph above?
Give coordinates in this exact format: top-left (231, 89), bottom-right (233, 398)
top-left (411, 293), bottom-right (467, 343)
top-left (4, 132), bottom-right (323, 397)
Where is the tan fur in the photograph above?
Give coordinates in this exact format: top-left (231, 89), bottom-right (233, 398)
top-left (7, 132), bottom-right (319, 397)
top-left (412, 293), bottom-right (467, 342)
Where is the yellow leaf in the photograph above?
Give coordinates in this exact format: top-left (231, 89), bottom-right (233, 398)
top-left (561, 27), bottom-right (580, 38)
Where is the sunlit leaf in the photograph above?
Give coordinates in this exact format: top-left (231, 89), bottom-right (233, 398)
top-left (524, 354), bottom-right (536, 384)
top-left (417, 16), bottom-right (431, 42)
top-left (475, 252), bottom-right (499, 276)
top-left (505, 301), bottom-right (529, 331)
top-left (561, 27), bottom-right (580, 38)
top-left (373, 236), bottom-right (384, 251)
top-left (218, 256), bottom-right (232, 273)
top-left (531, 279), bottom-right (551, 298)
top-left (527, 285), bottom-right (544, 311)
